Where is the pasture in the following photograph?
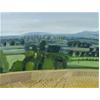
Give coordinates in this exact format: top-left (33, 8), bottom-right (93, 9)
top-left (68, 61), bottom-right (99, 68)
top-left (6, 54), bottom-right (25, 69)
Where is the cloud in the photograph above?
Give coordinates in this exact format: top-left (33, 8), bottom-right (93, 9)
top-left (1, 12), bottom-right (99, 35)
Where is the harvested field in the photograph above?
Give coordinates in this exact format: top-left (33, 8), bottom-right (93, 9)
top-left (0, 69), bottom-right (99, 88)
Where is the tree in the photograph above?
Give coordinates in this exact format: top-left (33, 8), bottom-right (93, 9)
top-left (75, 51), bottom-right (80, 56)
top-left (20, 39), bottom-right (25, 45)
top-left (25, 50), bottom-right (34, 58)
top-left (80, 52), bottom-right (85, 57)
top-left (23, 50), bottom-right (34, 70)
top-left (10, 60), bottom-right (23, 71)
top-left (10, 40), bottom-right (15, 46)
top-left (54, 54), bottom-right (67, 69)
top-left (0, 50), bottom-right (9, 73)
top-left (47, 45), bottom-right (61, 53)
top-left (67, 41), bottom-right (73, 47)
top-left (34, 53), bottom-right (45, 70)
top-left (39, 40), bottom-right (46, 51)
top-left (32, 45), bottom-right (37, 51)
top-left (25, 61), bottom-right (34, 71)
top-left (68, 50), bottom-right (73, 56)
top-left (3, 42), bottom-right (6, 46)
top-left (0, 67), bottom-right (3, 73)
top-left (25, 44), bottom-right (37, 51)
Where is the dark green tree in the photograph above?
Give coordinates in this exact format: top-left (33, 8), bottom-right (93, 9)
top-left (47, 45), bottom-right (61, 53)
top-left (0, 50), bottom-right (9, 73)
top-left (39, 40), bottom-right (46, 51)
top-left (23, 50), bottom-right (34, 70)
top-left (10, 40), bottom-right (15, 46)
top-left (10, 60), bottom-right (23, 71)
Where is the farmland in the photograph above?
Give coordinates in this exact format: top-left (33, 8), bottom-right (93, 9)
top-left (0, 13), bottom-right (99, 88)
top-left (0, 40), bottom-right (99, 88)
top-left (6, 54), bottom-right (25, 69)
top-left (0, 46), bottom-right (98, 88)
top-left (0, 69), bottom-right (99, 88)
top-left (68, 61), bottom-right (99, 68)
top-left (5, 54), bottom-right (99, 69)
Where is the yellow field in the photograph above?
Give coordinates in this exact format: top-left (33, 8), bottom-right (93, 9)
top-left (0, 69), bottom-right (99, 88)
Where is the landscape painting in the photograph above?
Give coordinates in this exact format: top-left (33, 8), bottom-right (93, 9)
top-left (0, 12), bottom-right (99, 88)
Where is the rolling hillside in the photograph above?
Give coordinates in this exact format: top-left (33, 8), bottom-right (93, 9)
top-left (0, 69), bottom-right (99, 88)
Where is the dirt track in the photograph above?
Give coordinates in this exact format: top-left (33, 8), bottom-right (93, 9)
top-left (0, 69), bottom-right (99, 88)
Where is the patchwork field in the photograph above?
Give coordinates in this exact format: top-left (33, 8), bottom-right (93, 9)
top-left (6, 54), bottom-right (99, 69)
top-left (6, 54), bottom-right (25, 69)
top-left (0, 69), bottom-right (99, 88)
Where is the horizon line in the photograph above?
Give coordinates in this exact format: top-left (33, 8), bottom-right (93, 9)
top-left (0, 30), bottom-right (99, 37)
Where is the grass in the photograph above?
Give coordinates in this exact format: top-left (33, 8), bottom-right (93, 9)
top-left (1, 45), bottom-right (25, 55)
top-left (70, 57), bottom-right (99, 61)
top-left (70, 57), bottom-right (99, 59)
top-left (68, 61), bottom-right (99, 68)
top-left (6, 54), bottom-right (25, 69)
top-left (1, 45), bottom-right (24, 50)
top-left (67, 47), bottom-right (89, 52)
top-left (3, 49), bottom-right (25, 55)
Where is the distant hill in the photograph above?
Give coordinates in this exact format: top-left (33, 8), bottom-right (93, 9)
top-left (24, 32), bottom-right (50, 36)
top-left (0, 31), bottom-right (99, 40)
top-left (66, 31), bottom-right (99, 39)
top-left (0, 35), bottom-right (22, 40)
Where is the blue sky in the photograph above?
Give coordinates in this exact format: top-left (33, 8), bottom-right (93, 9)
top-left (0, 12), bottom-right (99, 36)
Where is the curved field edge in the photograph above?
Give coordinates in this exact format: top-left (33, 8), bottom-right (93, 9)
top-left (6, 54), bottom-right (99, 69)
top-left (0, 69), bottom-right (99, 88)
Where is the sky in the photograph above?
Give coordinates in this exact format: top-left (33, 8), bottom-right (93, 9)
top-left (0, 12), bottom-right (99, 36)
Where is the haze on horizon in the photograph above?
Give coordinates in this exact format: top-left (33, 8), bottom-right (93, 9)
top-left (0, 12), bottom-right (99, 36)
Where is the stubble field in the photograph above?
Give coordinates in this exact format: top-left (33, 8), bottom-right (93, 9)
top-left (0, 69), bottom-right (99, 88)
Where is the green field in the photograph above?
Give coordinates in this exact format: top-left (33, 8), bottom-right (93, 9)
top-left (6, 54), bottom-right (25, 69)
top-left (4, 49), bottom-right (25, 55)
top-left (6, 54), bottom-right (99, 70)
top-left (1, 45), bottom-right (24, 49)
top-left (2, 46), bottom-right (98, 70)
top-left (1, 45), bottom-right (25, 55)
top-left (70, 57), bottom-right (99, 60)
top-left (68, 61), bottom-right (99, 68)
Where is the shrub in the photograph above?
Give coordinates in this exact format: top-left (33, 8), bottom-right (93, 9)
top-left (0, 67), bottom-right (3, 73)
top-left (34, 53), bottom-right (45, 70)
top-left (25, 61), bottom-right (34, 71)
top-left (0, 50), bottom-right (9, 73)
top-left (43, 58), bottom-right (54, 69)
top-left (54, 55), bottom-right (67, 69)
top-left (10, 60), bottom-right (23, 71)
top-left (47, 45), bottom-right (61, 53)
top-left (25, 50), bottom-right (34, 58)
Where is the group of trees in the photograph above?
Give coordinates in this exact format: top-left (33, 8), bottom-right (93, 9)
top-left (9, 40), bottom-right (68, 72)
top-left (10, 50), bottom-right (68, 72)
top-left (68, 50), bottom-right (99, 57)
top-left (25, 40), bottom-right (61, 53)
top-left (67, 41), bottom-right (91, 48)
top-left (2, 39), bottom-right (98, 73)
top-left (2, 39), bottom-right (25, 46)
top-left (47, 45), bottom-right (61, 53)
